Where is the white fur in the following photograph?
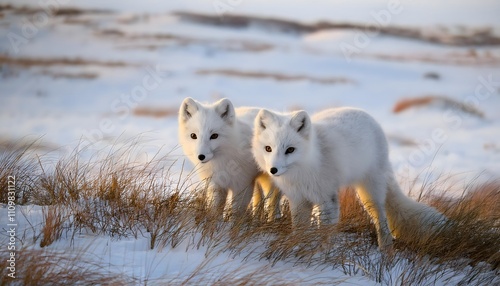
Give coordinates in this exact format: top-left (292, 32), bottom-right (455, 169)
top-left (252, 107), bottom-right (446, 251)
top-left (178, 98), bottom-right (278, 219)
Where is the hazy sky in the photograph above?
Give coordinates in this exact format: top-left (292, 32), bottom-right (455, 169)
top-left (4, 0), bottom-right (500, 26)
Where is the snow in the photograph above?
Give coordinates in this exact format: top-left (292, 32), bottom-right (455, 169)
top-left (1, 0), bottom-right (499, 284)
top-left (2, 205), bottom-right (377, 284)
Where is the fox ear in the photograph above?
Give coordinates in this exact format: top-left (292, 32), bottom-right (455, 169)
top-left (179, 97), bottom-right (198, 122)
top-left (255, 109), bottom-right (275, 133)
top-left (290, 110), bottom-right (311, 138)
top-left (214, 98), bottom-right (235, 125)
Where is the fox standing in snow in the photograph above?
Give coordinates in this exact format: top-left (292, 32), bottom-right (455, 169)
top-left (252, 107), bottom-right (446, 251)
top-left (178, 98), bottom-right (280, 220)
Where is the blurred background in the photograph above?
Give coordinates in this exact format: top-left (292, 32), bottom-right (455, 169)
top-left (1, 0), bottom-right (499, 187)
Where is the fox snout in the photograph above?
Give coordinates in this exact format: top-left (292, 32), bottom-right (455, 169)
top-left (269, 166), bottom-right (286, 176)
top-left (197, 152), bottom-right (213, 163)
top-left (270, 167), bottom-right (278, 174)
top-left (195, 144), bottom-right (213, 163)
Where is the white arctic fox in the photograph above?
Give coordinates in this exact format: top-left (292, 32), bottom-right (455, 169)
top-left (252, 107), bottom-right (446, 251)
top-left (178, 98), bottom-right (280, 219)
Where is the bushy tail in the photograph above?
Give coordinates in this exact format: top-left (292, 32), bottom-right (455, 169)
top-left (385, 174), bottom-right (447, 241)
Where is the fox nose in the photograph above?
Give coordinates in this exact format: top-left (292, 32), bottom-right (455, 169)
top-left (198, 154), bottom-right (206, 161)
top-left (270, 167), bottom-right (278, 175)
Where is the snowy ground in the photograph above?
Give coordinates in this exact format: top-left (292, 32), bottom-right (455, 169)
top-left (1, 0), bottom-right (499, 284)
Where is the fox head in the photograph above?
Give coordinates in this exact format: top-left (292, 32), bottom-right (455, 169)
top-left (253, 109), bottom-right (311, 177)
top-left (178, 97), bottom-right (236, 164)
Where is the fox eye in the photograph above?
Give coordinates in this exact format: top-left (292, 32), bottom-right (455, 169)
top-left (190, 133), bottom-right (197, 140)
top-left (265, 146), bottom-right (272, 152)
top-left (285, 147), bottom-right (295, 154)
top-left (210, 133), bottom-right (219, 140)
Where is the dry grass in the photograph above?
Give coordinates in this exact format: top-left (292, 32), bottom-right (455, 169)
top-left (386, 134), bottom-right (418, 147)
top-left (173, 11), bottom-right (500, 46)
top-left (38, 70), bottom-right (99, 80)
top-left (196, 69), bottom-right (354, 85)
top-left (0, 55), bottom-right (131, 69)
top-left (171, 263), bottom-right (348, 286)
top-left (427, 180), bottom-right (500, 266)
top-left (1, 140), bottom-right (499, 284)
top-left (40, 205), bottom-right (68, 247)
top-left (133, 106), bottom-right (178, 118)
top-left (0, 249), bottom-right (128, 285)
top-left (0, 139), bottom-right (40, 204)
top-left (95, 29), bottom-right (275, 53)
top-left (364, 51), bottom-right (500, 66)
top-left (0, 4), bottom-right (111, 16)
top-left (393, 95), bottom-right (485, 118)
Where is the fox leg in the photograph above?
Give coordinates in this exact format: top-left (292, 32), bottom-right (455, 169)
top-left (318, 192), bottom-right (340, 226)
top-left (252, 179), bottom-right (264, 219)
top-left (252, 178), bottom-right (279, 222)
top-left (289, 199), bottom-right (313, 227)
top-left (264, 184), bottom-right (281, 222)
top-left (207, 187), bottom-right (228, 218)
top-left (232, 185), bottom-right (254, 219)
top-left (256, 173), bottom-right (281, 222)
top-left (355, 178), bottom-right (393, 252)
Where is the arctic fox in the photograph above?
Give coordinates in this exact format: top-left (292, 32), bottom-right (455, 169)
top-left (178, 98), bottom-right (279, 219)
top-left (252, 107), bottom-right (446, 251)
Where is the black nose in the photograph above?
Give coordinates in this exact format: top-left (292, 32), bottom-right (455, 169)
top-left (198, 154), bottom-right (206, 161)
top-left (270, 167), bottom-right (278, 174)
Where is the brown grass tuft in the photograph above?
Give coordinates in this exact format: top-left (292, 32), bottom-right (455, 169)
top-left (0, 248), bottom-right (128, 285)
top-left (40, 205), bottom-right (67, 247)
top-left (0, 55), bottom-right (131, 68)
top-left (457, 180), bottom-right (500, 222)
top-left (393, 96), bottom-right (435, 113)
top-left (0, 4), bottom-right (111, 16)
top-left (94, 29), bottom-right (275, 53)
top-left (400, 179), bottom-right (500, 269)
top-left (133, 106), bottom-right (178, 118)
top-left (196, 69), bottom-right (354, 85)
top-left (0, 139), bottom-right (40, 204)
top-left (39, 70), bottom-right (99, 79)
top-left (393, 95), bottom-right (485, 118)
